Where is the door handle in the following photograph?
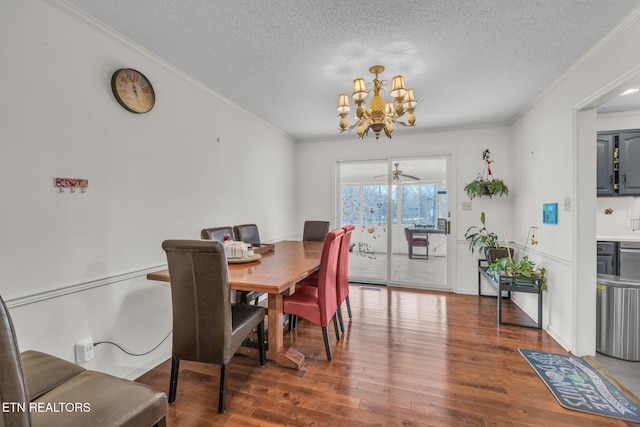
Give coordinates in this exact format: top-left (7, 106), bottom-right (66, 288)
top-left (446, 220), bottom-right (451, 235)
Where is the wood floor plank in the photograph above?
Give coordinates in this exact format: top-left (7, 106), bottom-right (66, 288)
top-left (136, 286), bottom-right (637, 426)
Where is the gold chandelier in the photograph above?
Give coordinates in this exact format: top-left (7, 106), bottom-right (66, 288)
top-left (337, 65), bottom-right (417, 140)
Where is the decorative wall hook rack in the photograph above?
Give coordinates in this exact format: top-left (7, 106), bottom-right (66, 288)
top-left (54, 178), bottom-right (88, 193)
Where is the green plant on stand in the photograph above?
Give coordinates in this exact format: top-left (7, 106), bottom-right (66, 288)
top-left (464, 212), bottom-right (513, 263)
top-left (488, 255), bottom-right (547, 290)
top-left (464, 212), bottom-right (499, 254)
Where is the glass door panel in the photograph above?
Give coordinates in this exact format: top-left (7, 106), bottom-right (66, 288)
top-left (389, 157), bottom-right (449, 290)
top-left (339, 160), bottom-right (388, 284)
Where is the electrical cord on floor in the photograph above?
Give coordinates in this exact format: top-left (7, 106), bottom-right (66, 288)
top-left (94, 330), bottom-right (172, 357)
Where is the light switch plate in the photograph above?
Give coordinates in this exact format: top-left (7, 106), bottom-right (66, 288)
top-left (462, 201), bottom-right (472, 211)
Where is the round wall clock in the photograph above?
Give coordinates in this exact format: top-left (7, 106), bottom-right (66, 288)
top-left (111, 68), bottom-right (155, 114)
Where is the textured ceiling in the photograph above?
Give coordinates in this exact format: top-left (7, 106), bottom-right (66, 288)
top-left (65, 0), bottom-right (640, 141)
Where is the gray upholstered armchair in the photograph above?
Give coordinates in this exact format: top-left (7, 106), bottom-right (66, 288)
top-left (0, 295), bottom-right (167, 427)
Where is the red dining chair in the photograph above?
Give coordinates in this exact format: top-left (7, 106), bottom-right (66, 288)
top-left (336, 224), bottom-right (355, 333)
top-left (294, 225), bottom-right (355, 335)
top-left (283, 228), bottom-right (344, 361)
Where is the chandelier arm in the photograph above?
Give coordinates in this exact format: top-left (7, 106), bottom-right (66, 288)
top-left (391, 120), bottom-right (412, 128)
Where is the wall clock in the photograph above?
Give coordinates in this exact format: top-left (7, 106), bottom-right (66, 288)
top-left (110, 68), bottom-right (155, 114)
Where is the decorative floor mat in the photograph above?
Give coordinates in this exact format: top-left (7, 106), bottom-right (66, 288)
top-left (519, 349), bottom-right (640, 423)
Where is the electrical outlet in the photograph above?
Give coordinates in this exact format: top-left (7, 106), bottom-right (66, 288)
top-left (564, 196), bottom-right (571, 211)
top-left (75, 337), bottom-right (94, 364)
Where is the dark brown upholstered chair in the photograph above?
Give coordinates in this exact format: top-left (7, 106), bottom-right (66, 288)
top-left (283, 228), bottom-right (344, 360)
top-left (162, 239), bottom-right (265, 413)
top-left (201, 226), bottom-right (261, 304)
top-left (201, 226), bottom-right (235, 241)
top-left (302, 220), bottom-right (330, 241)
top-left (404, 227), bottom-right (429, 259)
top-left (233, 224), bottom-right (260, 244)
top-left (0, 295), bottom-right (167, 427)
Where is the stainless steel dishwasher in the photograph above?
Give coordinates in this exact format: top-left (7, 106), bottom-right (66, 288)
top-left (596, 275), bottom-right (640, 361)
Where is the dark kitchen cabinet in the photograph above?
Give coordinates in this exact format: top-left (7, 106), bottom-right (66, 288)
top-left (597, 133), bottom-right (615, 196)
top-left (597, 241), bottom-right (618, 275)
top-left (597, 129), bottom-right (640, 196)
top-left (618, 131), bottom-right (640, 195)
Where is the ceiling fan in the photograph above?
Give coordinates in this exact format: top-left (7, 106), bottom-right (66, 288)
top-left (374, 163), bottom-right (420, 181)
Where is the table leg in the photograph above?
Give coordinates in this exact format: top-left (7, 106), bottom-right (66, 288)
top-left (266, 293), bottom-right (305, 369)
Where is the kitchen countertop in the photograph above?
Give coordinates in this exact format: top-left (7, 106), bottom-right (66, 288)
top-left (597, 235), bottom-right (640, 242)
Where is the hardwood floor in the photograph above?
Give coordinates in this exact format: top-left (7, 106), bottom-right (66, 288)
top-left (136, 286), bottom-right (639, 426)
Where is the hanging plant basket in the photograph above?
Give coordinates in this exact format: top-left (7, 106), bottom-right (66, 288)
top-left (464, 149), bottom-right (509, 199)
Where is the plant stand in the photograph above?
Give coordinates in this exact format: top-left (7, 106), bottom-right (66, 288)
top-left (477, 259), bottom-right (543, 329)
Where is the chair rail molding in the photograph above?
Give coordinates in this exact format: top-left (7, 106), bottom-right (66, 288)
top-left (5, 264), bottom-right (168, 309)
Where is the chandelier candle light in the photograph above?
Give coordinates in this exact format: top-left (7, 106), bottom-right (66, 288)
top-left (337, 65), bottom-right (417, 140)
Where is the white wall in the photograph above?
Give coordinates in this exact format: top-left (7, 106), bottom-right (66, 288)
top-left (1, 0), bottom-right (297, 378)
top-left (295, 126), bottom-right (514, 294)
top-left (598, 110), bottom-right (640, 131)
top-left (509, 8), bottom-right (640, 354)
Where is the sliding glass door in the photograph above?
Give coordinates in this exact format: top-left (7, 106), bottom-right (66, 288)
top-left (338, 156), bottom-right (450, 290)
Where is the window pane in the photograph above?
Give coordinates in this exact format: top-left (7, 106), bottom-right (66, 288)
top-left (401, 184), bottom-right (419, 224)
top-left (341, 185), bottom-right (360, 225)
top-left (439, 184), bottom-right (447, 222)
top-left (420, 184), bottom-right (437, 225)
top-left (391, 185), bottom-right (398, 224)
top-left (363, 185), bottom-right (387, 225)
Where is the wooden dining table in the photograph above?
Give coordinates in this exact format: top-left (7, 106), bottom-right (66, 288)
top-left (146, 240), bottom-right (324, 369)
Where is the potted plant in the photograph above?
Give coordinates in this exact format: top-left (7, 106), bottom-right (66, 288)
top-left (487, 255), bottom-right (547, 290)
top-left (464, 178), bottom-right (509, 199)
top-left (464, 212), bottom-right (513, 263)
top-left (464, 149), bottom-right (509, 199)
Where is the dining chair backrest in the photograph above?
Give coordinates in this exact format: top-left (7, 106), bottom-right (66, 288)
top-left (316, 228), bottom-right (344, 325)
top-left (233, 224), bottom-right (260, 244)
top-left (201, 226), bottom-right (236, 242)
top-left (201, 226), bottom-right (263, 305)
top-left (162, 239), bottom-right (234, 364)
top-left (337, 224), bottom-right (355, 305)
top-left (303, 220), bottom-right (330, 241)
